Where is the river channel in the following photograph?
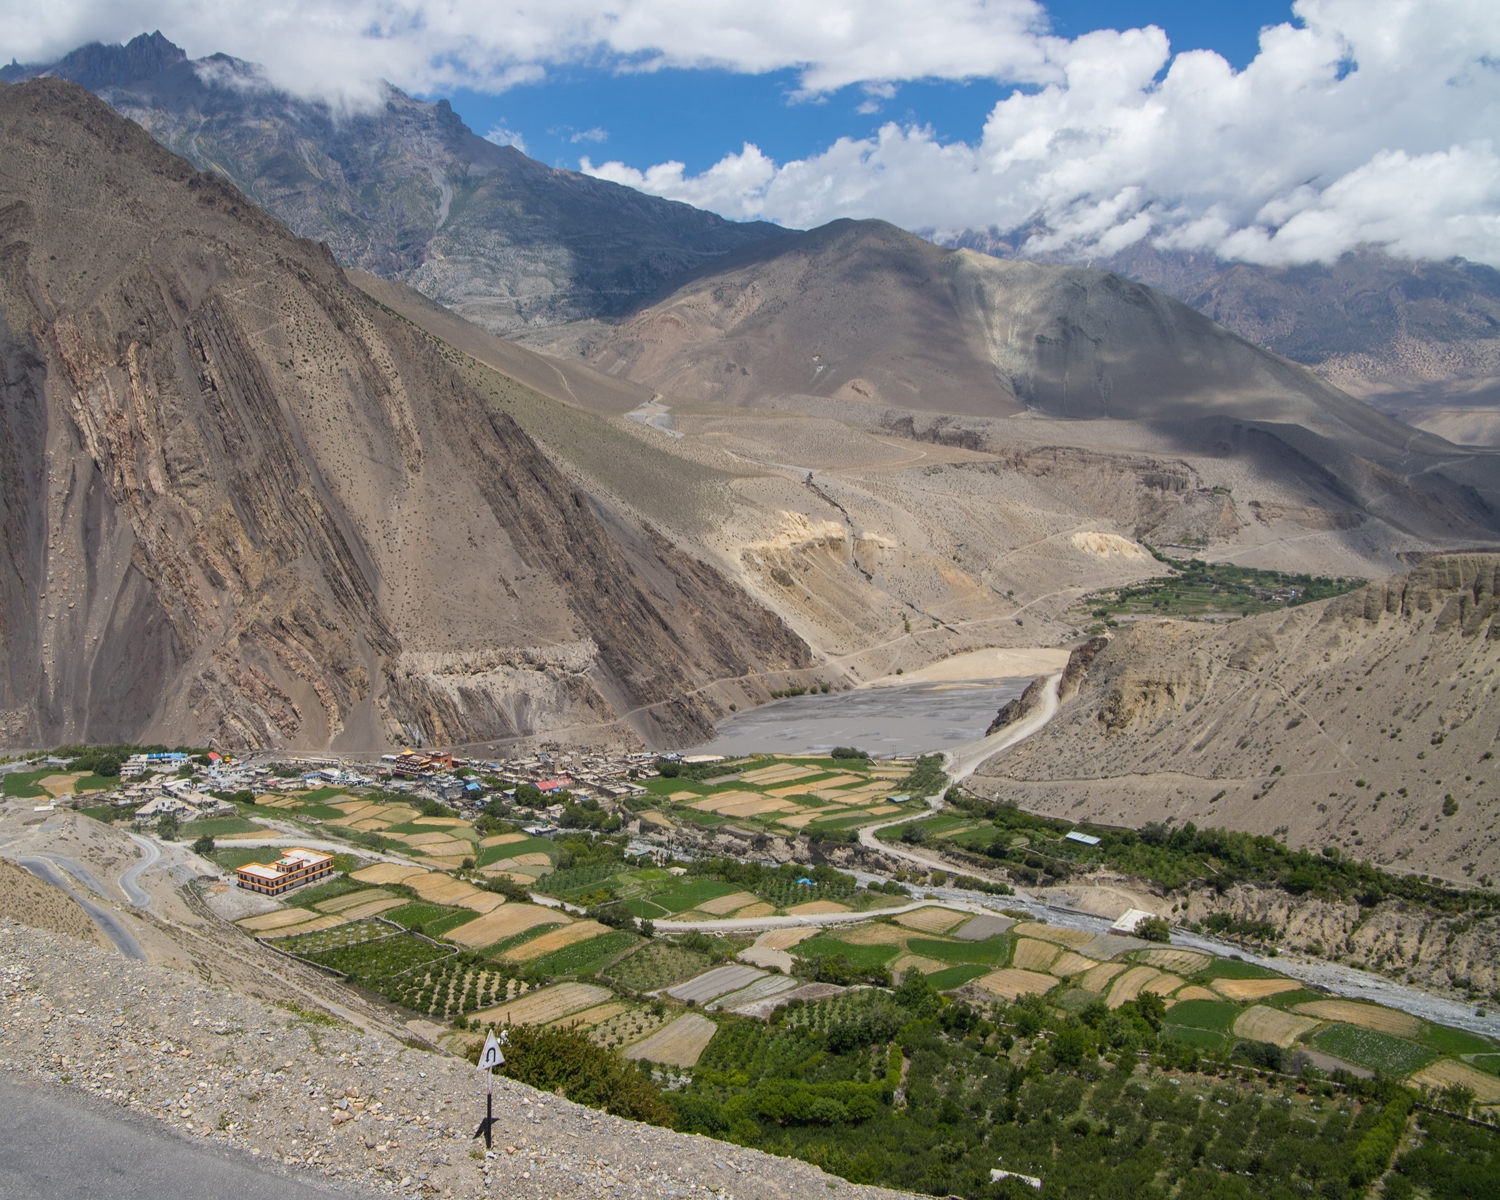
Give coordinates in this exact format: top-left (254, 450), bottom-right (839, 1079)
top-left (700, 678), bottom-right (1031, 758)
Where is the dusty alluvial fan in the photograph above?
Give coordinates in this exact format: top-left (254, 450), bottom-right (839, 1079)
top-left (0, 79), bottom-right (808, 753)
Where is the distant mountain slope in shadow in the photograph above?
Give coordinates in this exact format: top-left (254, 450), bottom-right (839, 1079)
top-left (1, 32), bottom-right (791, 337)
top-left (947, 231), bottom-right (1500, 445)
top-left (521, 219), bottom-right (1500, 540)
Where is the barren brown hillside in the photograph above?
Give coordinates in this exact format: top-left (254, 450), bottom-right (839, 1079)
top-left (971, 554), bottom-right (1500, 882)
top-left (0, 79), bottom-right (809, 752)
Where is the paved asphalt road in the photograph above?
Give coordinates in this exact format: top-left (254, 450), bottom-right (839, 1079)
top-left (0, 1076), bottom-right (357, 1200)
top-left (14, 858), bottom-right (146, 961)
top-left (121, 834), bottom-right (160, 907)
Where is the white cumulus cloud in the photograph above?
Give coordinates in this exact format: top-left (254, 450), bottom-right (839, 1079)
top-left (6, 0), bottom-right (1499, 265)
top-left (583, 0), bottom-right (1500, 267)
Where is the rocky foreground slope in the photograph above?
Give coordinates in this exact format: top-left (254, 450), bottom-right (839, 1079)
top-left (972, 553), bottom-right (1500, 882)
top-left (0, 921), bottom-right (909, 1200)
top-left (0, 79), bottom-right (808, 752)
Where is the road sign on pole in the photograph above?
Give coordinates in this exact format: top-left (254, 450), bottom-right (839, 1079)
top-left (479, 1031), bottom-right (505, 1070)
top-left (474, 1029), bottom-right (507, 1148)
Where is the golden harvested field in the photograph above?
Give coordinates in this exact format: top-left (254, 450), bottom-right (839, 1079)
top-left (1212, 977), bottom-right (1303, 1001)
top-left (1292, 1001), bottom-right (1422, 1038)
top-left (404, 875), bottom-right (487, 906)
top-left (622, 1013), bottom-right (719, 1067)
top-left (315, 889), bottom-right (392, 914)
top-left (1140, 949), bottom-right (1210, 974)
top-left (894, 907), bottom-right (967, 934)
top-left (1051, 952), bottom-right (1095, 977)
top-left (403, 832), bottom-right (464, 847)
top-left (734, 902), bottom-right (775, 918)
top-left (351, 863), bottom-right (427, 885)
top-left (413, 816), bottom-right (469, 827)
top-left (475, 982), bottom-right (612, 1026)
top-left (755, 927), bottom-right (819, 951)
top-left (973, 969), bottom-right (1055, 1000)
top-left (1174, 986), bottom-right (1218, 1001)
top-left (260, 914), bottom-right (345, 939)
top-left (255, 795), bottom-right (301, 809)
top-left (1410, 1059), bottom-right (1500, 1103)
top-left (720, 796), bottom-right (799, 818)
top-left (445, 905), bottom-right (567, 948)
top-left (1013, 923), bottom-right (1094, 949)
top-left (775, 813), bottom-right (821, 829)
top-left (692, 891), bottom-right (760, 916)
top-left (503, 920), bottom-right (612, 962)
top-left (424, 855), bottom-right (472, 869)
top-left (1078, 962), bottom-right (1126, 993)
top-left (350, 818), bottom-right (390, 831)
top-left (768, 784), bottom-right (818, 798)
top-left (1011, 939), bottom-right (1060, 971)
top-left (787, 900), bottom-right (851, 915)
top-left (687, 791), bottom-right (761, 812)
top-left (338, 896), bottom-right (408, 921)
top-left (1141, 974), bottom-right (1185, 996)
top-left (742, 764), bottom-right (819, 784)
top-left (839, 924), bottom-right (909, 946)
top-left (861, 804), bottom-right (902, 816)
top-left (550, 1002), bottom-right (627, 1029)
top-left (1107, 967), bottom-right (1162, 1007)
top-left (891, 954), bottom-right (949, 976)
top-left (1233, 1006), bottom-right (1322, 1048)
top-left (238, 908), bottom-right (328, 932)
top-left (511, 852), bottom-right (553, 868)
top-left (479, 832), bottom-right (529, 847)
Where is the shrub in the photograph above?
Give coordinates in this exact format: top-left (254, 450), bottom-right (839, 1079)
top-left (474, 1020), bottom-right (675, 1128)
top-left (1135, 915), bottom-right (1171, 943)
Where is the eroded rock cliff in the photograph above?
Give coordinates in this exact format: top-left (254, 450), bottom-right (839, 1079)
top-left (0, 80), bottom-right (808, 751)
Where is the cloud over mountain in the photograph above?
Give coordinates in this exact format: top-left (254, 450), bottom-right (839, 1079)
top-left (584, 0), bottom-right (1500, 267)
top-left (8, 0), bottom-right (1498, 267)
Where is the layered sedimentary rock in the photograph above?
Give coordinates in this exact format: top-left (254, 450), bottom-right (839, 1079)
top-left (0, 80), bottom-right (807, 751)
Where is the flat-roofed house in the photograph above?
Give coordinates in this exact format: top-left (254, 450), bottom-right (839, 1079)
top-left (234, 848), bottom-right (335, 896)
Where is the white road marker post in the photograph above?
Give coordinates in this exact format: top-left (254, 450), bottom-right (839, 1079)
top-left (474, 1029), bottom-right (506, 1148)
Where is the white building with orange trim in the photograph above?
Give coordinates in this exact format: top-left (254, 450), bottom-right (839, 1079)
top-left (234, 848), bottom-right (335, 896)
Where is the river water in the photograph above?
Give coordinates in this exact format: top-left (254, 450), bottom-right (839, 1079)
top-left (700, 678), bottom-right (1031, 758)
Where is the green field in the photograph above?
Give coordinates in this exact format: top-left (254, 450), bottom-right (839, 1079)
top-left (477, 837), bottom-right (556, 867)
top-left (924, 964), bottom-right (991, 990)
top-left (1163, 1024), bottom-right (1228, 1049)
top-left (794, 934), bottom-right (900, 971)
top-left (426, 910), bottom-right (480, 937)
top-left (651, 879), bottom-right (742, 914)
top-left (1196, 957), bottom-right (1284, 981)
top-left (279, 919), bottom-right (391, 954)
top-left (180, 816), bottom-right (265, 837)
top-left (530, 929), bottom-right (641, 977)
top-left (2, 769), bottom-right (51, 798)
top-left (213, 847), bottom-right (277, 870)
top-left (1312, 1024), bottom-right (1439, 1076)
top-left (1473, 1055), bottom-right (1500, 1077)
top-left (385, 901), bottom-right (456, 930)
top-left (1082, 557), bottom-right (1363, 621)
top-left (906, 935), bottom-right (1011, 966)
top-left (1164, 999), bottom-right (1240, 1032)
top-left (285, 876), bottom-right (370, 909)
top-left (605, 941), bottom-right (712, 991)
top-left (1421, 1023), bottom-right (1496, 1056)
top-left (303, 931), bottom-right (453, 980)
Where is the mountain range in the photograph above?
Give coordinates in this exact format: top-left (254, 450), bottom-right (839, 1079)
top-left (2, 38), bottom-right (1499, 877)
top-left (8, 31), bottom-right (1500, 451)
top-left (1, 33), bottom-right (788, 336)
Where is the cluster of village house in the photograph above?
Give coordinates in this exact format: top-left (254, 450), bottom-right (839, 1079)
top-left (74, 746), bottom-right (720, 894)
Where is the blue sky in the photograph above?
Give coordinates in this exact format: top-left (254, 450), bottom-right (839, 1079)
top-left (440, 2), bottom-right (1296, 175)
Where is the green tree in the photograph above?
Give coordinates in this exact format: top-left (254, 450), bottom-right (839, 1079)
top-left (1136, 915), bottom-right (1171, 942)
top-left (157, 811), bottom-right (180, 840)
top-left (191, 833), bottom-right (215, 857)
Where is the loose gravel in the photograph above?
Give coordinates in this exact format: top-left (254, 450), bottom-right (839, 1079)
top-left (0, 920), bottom-right (916, 1200)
